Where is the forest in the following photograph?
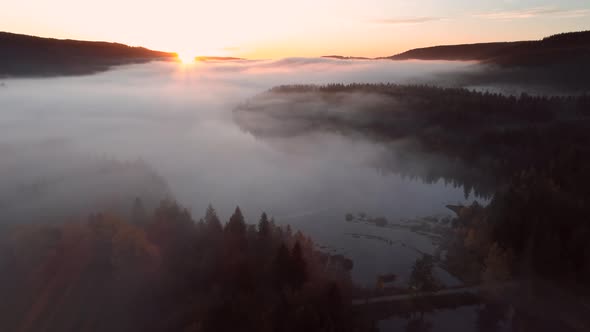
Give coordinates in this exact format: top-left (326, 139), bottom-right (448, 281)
top-left (0, 200), bottom-right (371, 332)
top-left (235, 83), bottom-right (590, 293)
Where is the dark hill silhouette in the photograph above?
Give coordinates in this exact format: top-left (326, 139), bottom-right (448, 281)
top-left (385, 42), bottom-right (525, 61)
top-left (321, 55), bottom-right (371, 60)
top-left (0, 31), bottom-right (177, 77)
top-left (385, 30), bottom-right (590, 67)
top-left (195, 56), bottom-right (244, 61)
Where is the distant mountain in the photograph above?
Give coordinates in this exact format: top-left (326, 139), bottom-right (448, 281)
top-left (383, 42), bottom-right (523, 61)
top-left (0, 32), bottom-right (177, 77)
top-left (195, 56), bottom-right (244, 61)
top-left (321, 55), bottom-right (371, 60)
top-left (384, 31), bottom-right (590, 67)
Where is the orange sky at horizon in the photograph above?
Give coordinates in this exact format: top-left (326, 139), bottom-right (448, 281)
top-left (2, 0), bottom-right (589, 59)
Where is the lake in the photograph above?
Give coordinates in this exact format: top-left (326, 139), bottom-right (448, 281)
top-left (0, 59), bottom-right (480, 287)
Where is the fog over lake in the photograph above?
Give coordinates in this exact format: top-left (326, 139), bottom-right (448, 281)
top-left (0, 59), bottom-right (480, 285)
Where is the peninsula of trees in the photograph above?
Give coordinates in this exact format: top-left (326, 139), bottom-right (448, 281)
top-left (235, 83), bottom-right (590, 291)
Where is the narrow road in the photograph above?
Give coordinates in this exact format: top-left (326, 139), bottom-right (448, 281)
top-left (352, 284), bottom-right (486, 306)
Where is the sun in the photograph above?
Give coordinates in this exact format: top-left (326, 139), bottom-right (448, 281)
top-left (177, 53), bottom-right (195, 64)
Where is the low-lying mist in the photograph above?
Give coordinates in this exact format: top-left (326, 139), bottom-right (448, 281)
top-left (0, 59), bottom-right (480, 224)
top-left (234, 83), bottom-right (590, 200)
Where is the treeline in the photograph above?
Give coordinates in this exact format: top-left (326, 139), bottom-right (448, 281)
top-left (238, 83), bottom-right (590, 195)
top-left (541, 30), bottom-right (590, 46)
top-left (0, 200), bottom-right (370, 332)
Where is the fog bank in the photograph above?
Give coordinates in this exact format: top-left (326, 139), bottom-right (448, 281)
top-left (0, 59), bottom-right (480, 225)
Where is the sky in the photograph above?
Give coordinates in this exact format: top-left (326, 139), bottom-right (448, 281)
top-left (2, 0), bottom-right (589, 58)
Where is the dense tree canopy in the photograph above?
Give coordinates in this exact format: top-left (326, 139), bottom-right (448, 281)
top-left (0, 201), bottom-right (369, 332)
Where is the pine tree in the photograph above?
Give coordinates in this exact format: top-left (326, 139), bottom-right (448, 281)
top-left (273, 243), bottom-right (291, 289)
top-left (225, 206), bottom-right (246, 236)
top-left (290, 241), bottom-right (307, 290)
top-left (204, 204), bottom-right (222, 234)
top-left (408, 255), bottom-right (439, 293)
top-left (258, 212), bottom-right (270, 238)
top-left (284, 224), bottom-right (292, 241)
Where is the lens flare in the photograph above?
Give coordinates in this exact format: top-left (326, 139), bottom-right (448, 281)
top-left (177, 53), bottom-right (195, 64)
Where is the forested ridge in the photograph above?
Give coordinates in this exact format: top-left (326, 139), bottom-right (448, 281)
top-left (0, 32), bottom-right (176, 77)
top-left (387, 30), bottom-right (590, 67)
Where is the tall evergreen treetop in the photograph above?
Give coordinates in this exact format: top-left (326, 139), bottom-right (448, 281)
top-left (226, 206), bottom-right (246, 235)
top-left (205, 204), bottom-right (222, 233)
top-left (258, 212), bottom-right (270, 238)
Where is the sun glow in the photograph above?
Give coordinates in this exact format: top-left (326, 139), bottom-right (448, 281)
top-left (177, 53), bottom-right (196, 64)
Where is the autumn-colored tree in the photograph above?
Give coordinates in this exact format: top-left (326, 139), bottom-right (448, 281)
top-left (408, 255), bottom-right (440, 293)
top-left (481, 243), bottom-right (513, 286)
